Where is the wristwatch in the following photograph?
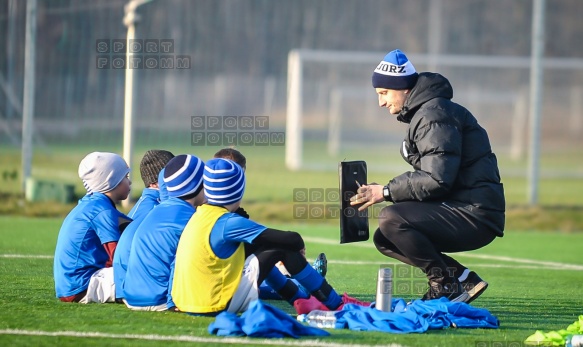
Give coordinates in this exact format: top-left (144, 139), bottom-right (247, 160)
top-left (382, 185), bottom-right (391, 201)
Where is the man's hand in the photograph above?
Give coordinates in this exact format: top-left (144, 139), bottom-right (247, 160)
top-left (349, 184), bottom-right (385, 211)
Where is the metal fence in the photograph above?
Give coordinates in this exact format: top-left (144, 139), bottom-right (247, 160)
top-left (1, 0), bottom-right (582, 179)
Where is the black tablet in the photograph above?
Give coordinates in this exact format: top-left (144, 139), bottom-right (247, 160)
top-left (338, 160), bottom-right (369, 244)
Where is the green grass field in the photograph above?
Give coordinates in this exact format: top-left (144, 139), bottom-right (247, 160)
top-left (2, 143), bottom-right (583, 206)
top-left (1, 216), bottom-right (582, 347)
top-left (3, 144), bottom-right (583, 231)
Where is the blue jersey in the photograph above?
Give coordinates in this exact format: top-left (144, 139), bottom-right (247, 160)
top-left (53, 193), bottom-right (130, 298)
top-left (127, 188), bottom-right (160, 220)
top-left (122, 197), bottom-right (195, 308)
top-left (209, 212), bottom-right (267, 257)
top-left (113, 188), bottom-right (161, 299)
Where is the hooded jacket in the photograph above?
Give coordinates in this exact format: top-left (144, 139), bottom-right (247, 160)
top-left (387, 72), bottom-right (505, 235)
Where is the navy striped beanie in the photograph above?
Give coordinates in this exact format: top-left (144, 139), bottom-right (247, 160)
top-left (203, 158), bottom-right (245, 206)
top-left (372, 49), bottom-right (418, 90)
top-left (163, 154), bottom-right (204, 198)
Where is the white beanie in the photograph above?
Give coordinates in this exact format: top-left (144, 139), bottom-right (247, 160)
top-left (78, 152), bottom-right (130, 194)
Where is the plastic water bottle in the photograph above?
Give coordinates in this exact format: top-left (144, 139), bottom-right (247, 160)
top-left (566, 335), bottom-right (583, 347)
top-left (375, 267), bottom-right (392, 312)
top-left (304, 310), bottom-right (337, 329)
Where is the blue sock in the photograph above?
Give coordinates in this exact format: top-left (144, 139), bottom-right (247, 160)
top-left (265, 267), bottom-right (308, 303)
top-left (321, 289), bottom-right (342, 309)
top-left (258, 282), bottom-right (284, 300)
top-left (288, 282), bottom-right (309, 302)
top-left (294, 264), bottom-right (341, 309)
top-left (265, 267), bottom-right (288, 291)
top-left (293, 264), bottom-right (324, 292)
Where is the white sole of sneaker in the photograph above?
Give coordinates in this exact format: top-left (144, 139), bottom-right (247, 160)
top-left (450, 291), bottom-right (470, 303)
top-left (465, 281), bottom-right (488, 303)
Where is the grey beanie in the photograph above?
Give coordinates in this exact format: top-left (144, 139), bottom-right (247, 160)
top-left (78, 152), bottom-right (130, 194)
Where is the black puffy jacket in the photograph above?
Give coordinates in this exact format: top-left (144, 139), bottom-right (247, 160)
top-left (387, 72), bottom-right (505, 235)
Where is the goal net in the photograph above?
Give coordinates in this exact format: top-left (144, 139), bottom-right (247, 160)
top-left (285, 49), bottom-right (583, 173)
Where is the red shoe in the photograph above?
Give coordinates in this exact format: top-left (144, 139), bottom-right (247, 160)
top-left (337, 292), bottom-right (371, 310)
top-left (293, 296), bottom-right (328, 315)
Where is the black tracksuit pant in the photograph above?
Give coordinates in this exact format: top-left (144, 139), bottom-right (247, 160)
top-left (373, 201), bottom-right (498, 282)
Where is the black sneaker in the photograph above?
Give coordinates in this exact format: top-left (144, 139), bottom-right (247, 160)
top-left (461, 271), bottom-right (488, 304)
top-left (423, 277), bottom-right (469, 303)
top-left (312, 253), bottom-right (328, 277)
top-left (421, 288), bottom-right (431, 301)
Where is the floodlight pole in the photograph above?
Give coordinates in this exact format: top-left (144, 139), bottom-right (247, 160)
top-left (21, 0), bottom-right (37, 194)
top-left (527, 0), bottom-right (545, 206)
top-left (122, 0), bottom-right (150, 208)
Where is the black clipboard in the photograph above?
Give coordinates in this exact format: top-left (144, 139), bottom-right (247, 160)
top-left (338, 161), bottom-right (369, 244)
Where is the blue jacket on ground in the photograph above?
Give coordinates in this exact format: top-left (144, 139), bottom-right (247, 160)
top-left (209, 300), bottom-right (329, 338)
top-left (208, 297), bottom-right (499, 337)
top-left (335, 297), bottom-right (499, 333)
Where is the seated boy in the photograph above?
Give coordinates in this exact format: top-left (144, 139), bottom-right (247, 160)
top-left (53, 152), bottom-right (132, 303)
top-left (122, 154), bottom-right (206, 311)
top-left (127, 149), bottom-right (174, 220)
top-left (113, 149), bottom-right (174, 301)
top-left (171, 158), bottom-right (366, 315)
top-left (212, 147), bottom-right (328, 300)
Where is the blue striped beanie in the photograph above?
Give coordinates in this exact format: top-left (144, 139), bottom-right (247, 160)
top-left (203, 158), bottom-right (246, 206)
top-left (163, 154), bottom-right (204, 198)
top-left (372, 49), bottom-right (418, 90)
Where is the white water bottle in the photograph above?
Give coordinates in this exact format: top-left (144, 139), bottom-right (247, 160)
top-left (304, 310), bottom-right (337, 329)
top-left (376, 267), bottom-right (392, 312)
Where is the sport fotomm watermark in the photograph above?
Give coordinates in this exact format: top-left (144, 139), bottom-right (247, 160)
top-left (96, 39), bottom-right (191, 69)
top-left (380, 264), bottom-right (483, 297)
top-left (191, 116), bottom-right (284, 146)
top-left (292, 188), bottom-right (389, 219)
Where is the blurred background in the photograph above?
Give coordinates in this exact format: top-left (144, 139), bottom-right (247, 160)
top-left (1, 0), bottom-right (582, 222)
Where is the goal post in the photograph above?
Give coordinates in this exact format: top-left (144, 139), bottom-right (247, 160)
top-left (284, 50), bottom-right (303, 171)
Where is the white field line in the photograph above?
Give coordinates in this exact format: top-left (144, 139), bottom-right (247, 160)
top-left (3, 252), bottom-right (582, 271)
top-left (5, 234), bottom-right (583, 271)
top-left (0, 329), bottom-right (405, 347)
top-left (1, 254), bottom-right (53, 259)
top-left (302, 236), bottom-right (583, 271)
top-left (328, 260), bottom-right (582, 271)
top-left (454, 253), bottom-right (583, 270)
